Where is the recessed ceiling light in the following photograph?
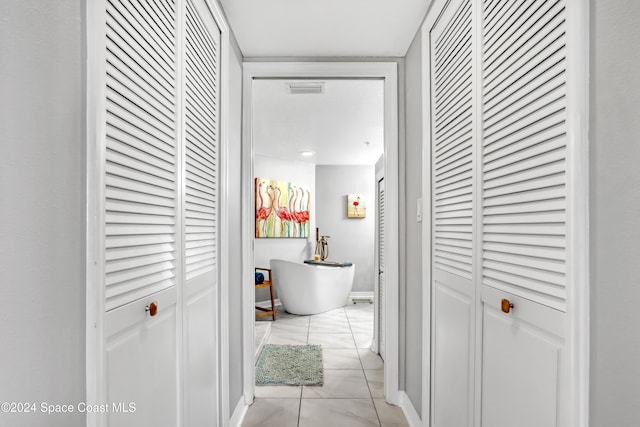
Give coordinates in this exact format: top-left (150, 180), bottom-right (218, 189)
top-left (300, 151), bottom-right (315, 157)
top-left (286, 82), bottom-right (325, 95)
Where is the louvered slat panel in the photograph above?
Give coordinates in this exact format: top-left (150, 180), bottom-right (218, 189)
top-left (379, 182), bottom-right (385, 269)
top-left (378, 178), bottom-right (386, 358)
top-left (107, 1), bottom-right (175, 84)
top-left (106, 242), bottom-right (175, 261)
top-left (433, 0), bottom-right (474, 280)
top-left (106, 48), bottom-right (174, 113)
top-left (106, 14), bottom-right (174, 99)
top-left (483, 0), bottom-right (521, 31)
top-left (482, 0), bottom-right (567, 310)
top-left (483, 0), bottom-right (563, 78)
top-left (484, 138), bottom-right (566, 181)
top-left (184, 0), bottom-right (219, 281)
top-left (483, 241), bottom-right (565, 261)
top-left (483, 186), bottom-right (565, 208)
top-left (105, 0), bottom-right (177, 311)
top-left (483, 233), bottom-right (564, 248)
top-left (106, 141), bottom-right (174, 179)
top-left (435, 242), bottom-right (473, 256)
top-left (484, 198), bottom-right (565, 215)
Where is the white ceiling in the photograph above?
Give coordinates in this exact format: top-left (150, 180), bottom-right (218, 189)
top-left (253, 79), bottom-right (384, 165)
top-left (221, 1), bottom-right (429, 165)
top-left (219, 0), bottom-right (431, 57)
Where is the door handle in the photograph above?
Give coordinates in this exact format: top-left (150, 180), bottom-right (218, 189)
top-left (145, 301), bottom-right (159, 317)
top-left (501, 299), bottom-right (514, 314)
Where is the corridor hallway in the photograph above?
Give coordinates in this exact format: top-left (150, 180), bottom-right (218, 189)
top-left (244, 303), bottom-right (408, 427)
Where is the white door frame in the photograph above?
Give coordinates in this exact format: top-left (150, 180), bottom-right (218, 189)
top-left (419, 1), bottom-right (591, 426)
top-left (241, 61), bottom-right (401, 405)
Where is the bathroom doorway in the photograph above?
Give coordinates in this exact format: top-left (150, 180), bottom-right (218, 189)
top-left (252, 79), bottom-right (382, 294)
top-left (241, 62), bottom-right (400, 405)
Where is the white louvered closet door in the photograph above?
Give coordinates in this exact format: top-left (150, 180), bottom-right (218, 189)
top-left (98, 0), bottom-right (221, 425)
top-left (182, 0), bottom-right (220, 424)
top-left (426, 0), bottom-right (575, 424)
top-left (480, 0), bottom-right (568, 425)
top-left (103, 0), bottom-right (179, 426)
top-left (429, 0), bottom-right (476, 425)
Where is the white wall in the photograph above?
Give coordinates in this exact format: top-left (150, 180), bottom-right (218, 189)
top-left (315, 165), bottom-right (376, 293)
top-left (254, 155), bottom-right (316, 299)
top-left (226, 30), bottom-right (245, 414)
top-left (402, 29), bottom-right (423, 416)
top-left (0, 1), bottom-right (86, 426)
top-left (589, 1), bottom-right (640, 425)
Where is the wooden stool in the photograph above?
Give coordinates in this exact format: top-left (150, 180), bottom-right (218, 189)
top-left (255, 267), bottom-right (276, 321)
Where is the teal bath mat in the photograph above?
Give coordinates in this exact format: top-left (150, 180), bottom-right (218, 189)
top-left (256, 344), bottom-right (323, 386)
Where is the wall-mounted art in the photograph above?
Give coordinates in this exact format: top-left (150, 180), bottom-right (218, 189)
top-left (347, 194), bottom-right (366, 218)
top-left (256, 177), bottom-right (311, 238)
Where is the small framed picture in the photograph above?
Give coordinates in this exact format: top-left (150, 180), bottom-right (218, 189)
top-left (347, 194), bottom-right (366, 218)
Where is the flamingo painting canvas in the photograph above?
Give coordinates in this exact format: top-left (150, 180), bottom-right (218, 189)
top-left (255, 177), bottom-right (311, 238)
top-left (347, 194), bottom-right (366, 218)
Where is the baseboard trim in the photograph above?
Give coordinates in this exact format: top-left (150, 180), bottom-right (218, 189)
top-left (349, 291), bottom-right (375, 304)
top-left (256, 293), bottom-right (375, 309)
top-left (229, 395), bottom-right (248, 427)
top-left (399, 391), bottom-right (422, 427)
top-left (255, 298), bottom-right (281, 308)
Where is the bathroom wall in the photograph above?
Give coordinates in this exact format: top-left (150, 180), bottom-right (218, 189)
top-left (254, 154), bottom-right (316, 300)
top-left (315, 165), bottom-right (376, 293)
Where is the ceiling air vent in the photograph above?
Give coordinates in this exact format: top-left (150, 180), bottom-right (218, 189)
top-left (286, 81), bottom-right (325, 95)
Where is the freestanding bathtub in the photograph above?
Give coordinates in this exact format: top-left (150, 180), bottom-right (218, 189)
top-left (270, 259), bottom-right (355, 315)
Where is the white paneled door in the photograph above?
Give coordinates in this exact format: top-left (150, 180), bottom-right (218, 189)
top-left (427, 0), bottom-right (572, 425)
top-left (103, 0), bottom-right (180, 424)
top-left (183, 0), bottom-right (221, 425)
top-left (479, 0), bottom-right (568, 425)
top-left (96, 0), bottom-right (221, 425)
top-left (429, 0), bottom-right (475, 425)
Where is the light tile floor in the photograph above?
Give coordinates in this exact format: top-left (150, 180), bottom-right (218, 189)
top-left (243, 303), bottom-right (409, 427)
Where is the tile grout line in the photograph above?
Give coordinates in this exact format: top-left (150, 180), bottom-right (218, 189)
top-left (297, 388), bottom-right (302, 427)
top-left (299, 309), bottom-right (310, 427)
top-left (348, 305), bottom-right (383, 427)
